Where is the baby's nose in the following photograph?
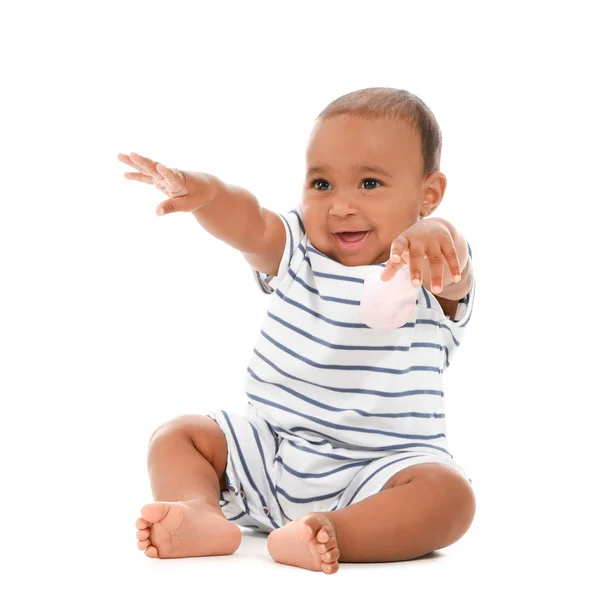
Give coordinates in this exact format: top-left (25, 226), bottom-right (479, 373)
top-left (329, 196), bottom-right (358, 217)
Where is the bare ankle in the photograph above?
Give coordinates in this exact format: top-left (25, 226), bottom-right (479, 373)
top-left (180, 497), bottom-right (227, 515)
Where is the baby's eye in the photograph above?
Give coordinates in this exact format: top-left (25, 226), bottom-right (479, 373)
top-left (361, 178), bottom-right (382, 190)
top-left (312, 179), bottom-right (332, 191)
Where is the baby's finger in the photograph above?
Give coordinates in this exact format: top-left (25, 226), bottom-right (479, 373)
top-left (155, 189), bottom-right (195, 216)
top-left (118, 153), bottom-right (156, 179)
top-left (380, 261), bottom-right (401, 282)
top-left (406, 242), bottom-right (426, 287)
top-left (380, 253), bottom-right (406, 282)
top-left (118, 152), bottom-right (144, 172)
top-left (156, 198), bottom-right (180, 217)
top-left (124, 171), bottom-right (154, 184)
top-left (381, 237), bottom-right (407, 281)
top-left (119, 152), bottom-right (154, 177)
top-left (440, 237), bottom-right (462, 283)
top-left (426, 248), bottom-right (446, 294)
top-left (156, 164), bottom-right (188, 196)
top-left (129, 152), bottom-right (162, 178)
top-left (389, 236), bottom-right (408, 263)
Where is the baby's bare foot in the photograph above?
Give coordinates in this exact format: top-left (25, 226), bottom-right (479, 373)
top-left (135, 499), bottom-right (242, 558)
top-left (267, 512), bottom-right (340, 574)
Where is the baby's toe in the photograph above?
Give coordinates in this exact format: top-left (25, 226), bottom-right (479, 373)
top-left (141, 502), bottom-right (169, 524)
top-left (137, 529), bottom-right (150, 541)
top-left (316, 526), bottom-right (332, 543)
top-left (297, 516), bottom-right (320, 543)
top-left (136, 517), bottom-right (150, 530)
top-left (322, 561), bottom-right (339, 575)
top-left (137, 539), bottom-right (150, 551)
top-left (145, 545), bottom-right (159, 558)
top-left (317, 537), bottom-right (337, 554)
top-left (322, 547), bottom-right (340, 563)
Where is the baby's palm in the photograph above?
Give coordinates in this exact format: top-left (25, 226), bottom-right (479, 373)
top-left (118, 152), bottom-right (189, 197)
top-left (118, 152), bottom-right (203, 217)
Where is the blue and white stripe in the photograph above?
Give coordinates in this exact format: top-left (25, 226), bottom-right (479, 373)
top-left (210, 206), bottom-right (475, 530)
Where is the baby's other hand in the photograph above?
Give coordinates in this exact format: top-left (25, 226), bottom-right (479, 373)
top-left (380, 219), bottom-right (462, 292)
top-left (118, 152), bottom-right (212, 216)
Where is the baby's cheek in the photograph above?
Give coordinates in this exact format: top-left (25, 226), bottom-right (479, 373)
top-left (303, 217), bottom-right (328, 246)
top-left (369, 232), bottom-right (394, 263)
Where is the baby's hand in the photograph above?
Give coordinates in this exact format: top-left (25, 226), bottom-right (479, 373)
top-left (380, 219), bottom-right (462, 293)
top-left (117, 152), bottom-right (213, 216)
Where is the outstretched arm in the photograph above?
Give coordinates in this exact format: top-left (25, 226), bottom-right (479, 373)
top-left (191, 178), bottom-right (286, 276)
top-left (118, 152), bottom-right (286, 276)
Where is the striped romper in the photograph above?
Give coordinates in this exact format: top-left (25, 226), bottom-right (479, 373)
top-left (208, 207), bottom-right (476, 533)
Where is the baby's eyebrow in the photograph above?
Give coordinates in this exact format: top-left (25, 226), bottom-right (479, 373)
top-left (306, 165), bottom-right (392, 178)
top-left (306, 166), bottom-right (328, 177)
top-left (356, 165), bottom-right (392, 177)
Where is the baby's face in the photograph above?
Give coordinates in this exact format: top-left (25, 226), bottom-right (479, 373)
top-left (302, 114), bottom-right (436, 267)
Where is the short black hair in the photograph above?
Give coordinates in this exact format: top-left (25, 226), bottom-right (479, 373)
top-left (317, 87), bottom-right (442, 177)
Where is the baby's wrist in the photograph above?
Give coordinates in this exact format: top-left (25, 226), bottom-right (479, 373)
top-left (185, 171), bottom-right (219, 210)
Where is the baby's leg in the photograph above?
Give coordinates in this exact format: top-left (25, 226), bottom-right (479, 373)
top-left (135, 414), bottom-right (242, 558)
top-left (267, 462), bottom-right (475, 573)
top-left (327, 462), bottom-right (475, 562)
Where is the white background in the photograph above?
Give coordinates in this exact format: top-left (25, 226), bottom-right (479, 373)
top-left (1, 1), bottom-right (598, 595)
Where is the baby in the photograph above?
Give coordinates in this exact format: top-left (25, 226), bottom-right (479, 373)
top-left (118, 87), bottom-right (476, 575)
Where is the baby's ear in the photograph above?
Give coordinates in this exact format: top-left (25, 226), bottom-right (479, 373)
top-left (419, 202), bottom-right (436, 219)
top-left (421, 171), bottom-right (446, 215)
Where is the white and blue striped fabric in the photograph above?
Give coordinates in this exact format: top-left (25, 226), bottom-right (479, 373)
top-left (208, 206), bottom-right (476, 532)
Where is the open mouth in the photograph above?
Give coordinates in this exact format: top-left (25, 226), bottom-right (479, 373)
top-left (332, 230), bottom-right (371, 251)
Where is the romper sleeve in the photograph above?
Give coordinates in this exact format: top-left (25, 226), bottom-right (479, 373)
top-left (428, 242), bottom-right (476, 370)
top-left (253, 205), bottom-right (306, 295)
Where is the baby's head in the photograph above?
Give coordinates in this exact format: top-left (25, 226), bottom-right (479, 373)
top-left (302, 87), bottom-right (447, 267)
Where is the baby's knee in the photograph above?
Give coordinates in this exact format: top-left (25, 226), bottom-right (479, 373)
top-left (148, 414), bottom-right (227, 464)
top-left (427, 466), bottom-right (476, 547)
top-left (149, 414), bottom-right (197, 444)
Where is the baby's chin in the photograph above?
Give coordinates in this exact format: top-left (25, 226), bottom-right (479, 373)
top-left (311, 237), bottom-right (387, 267)
top-left (337, 252), bottom-right (387, 267)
